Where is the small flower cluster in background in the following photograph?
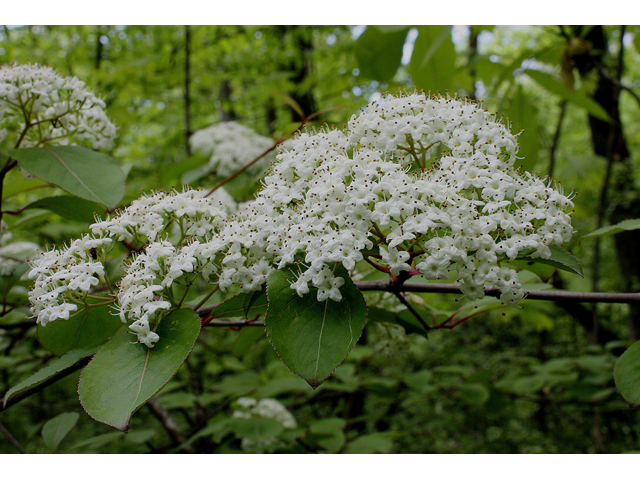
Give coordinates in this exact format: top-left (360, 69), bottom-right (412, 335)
top-left (0, 63), bottom-right (117, 150)
top-left (189, 121), bottom-right (274, 177)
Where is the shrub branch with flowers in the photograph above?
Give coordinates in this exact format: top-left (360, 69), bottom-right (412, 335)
top-left (3, 63), bottom-right (640, 435)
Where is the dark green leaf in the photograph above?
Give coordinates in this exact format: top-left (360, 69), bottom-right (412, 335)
top-left (614, 340), bottom-right (640, 406)
top-left (232, 326), bottom-right (265, 358)
top-left (2, 347), bottom-right (97, 407)
top-left (10, 146), bottom-right (126, 209)
top-left (227, 417), bottom-right (284, 441)
top-left (518, 244), bottom-right (583, 277)
top-left (265, 265), bottom-right (367, 388)
top-left (42, 412), bottom-right (79, 453)
top-left (354, 26), bottom-right (410, 82)
top-left (367, 306), bottom-right (430, 338)
top-left (523, 69), bottom-right (612, 123)
top-left (24, 196), bottom-right (106, 224)
top-left (78, 309), bottom-right (201, 431)
top-left (37, 305), bottom-right (123, 356)
top-left (344, 434), bottom-right (393, 454)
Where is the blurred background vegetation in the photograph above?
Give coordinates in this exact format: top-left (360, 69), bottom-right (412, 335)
top-left (2, 25), bottom-right (640, 453)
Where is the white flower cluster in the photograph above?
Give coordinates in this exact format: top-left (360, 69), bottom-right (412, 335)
top-left (0, 64), bottom-right (117, 149)
top-left (28, 235), bottom-right (112, 327)
top-left (28, 92), bottom-right (576, 348)
top-left (29, 187), bottom-right (235, 346)
top-left (189, 121), bottom-right (275, 177)
top-left (204, 92), bottom-right (574, 305)
top-left (233, 397), bottom-right (297, 452)
top-left (0, 222), bottom-right (39, 276)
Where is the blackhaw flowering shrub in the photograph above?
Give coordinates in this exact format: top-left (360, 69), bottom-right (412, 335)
top-left (28, 91), bottom-right (575, 347)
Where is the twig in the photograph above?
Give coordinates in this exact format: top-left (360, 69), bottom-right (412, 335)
top-left (146, 397), bottom-right (195, 453)
top-left (0, 421), bottom-right (26, 453)
top-left (392, 291), bottom-right (431, 331)
top-left (354, 280), bottom-right (640, 304)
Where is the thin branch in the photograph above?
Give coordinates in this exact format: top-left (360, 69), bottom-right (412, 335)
top-left (0, 421), bottom-right (26, 453)
top-left (146, 397), bottom-right (195, 453)
top-left (354, 280), bottom-right (640, 304)
top-left (392, 291), bottom-right (430, 331)
top-left (203, 319), bottom-right (265, 328)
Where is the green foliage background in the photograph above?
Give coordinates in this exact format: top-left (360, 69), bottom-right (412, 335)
top-left (2, 25), bottom-right (640, 453)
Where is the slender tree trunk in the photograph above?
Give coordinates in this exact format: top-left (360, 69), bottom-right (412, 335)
top-left (184, 25), bottom-right (192, 156)
top-left (571, 26), bottom-right (640, 339)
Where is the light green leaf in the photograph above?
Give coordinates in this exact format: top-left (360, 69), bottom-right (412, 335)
top-left (37, 305), bottom-right (123, 356)
top-left (265, 265), bottom-right (367, 388)
top-left (3, 347), bottom-right (96, 408)
top-left (614, 339), bottom-right (640, 406)
top-left (523, 69), bottom-right (612, 123)
top-left (518, 244), bottom-right (583, 277)
top-left (1, 178), bottom-right (51, 200)
top-left (408, 25), bottom-right (456, 94)
top-left (10, 146), bottom-right (126, 210)
top-left (581, 219), bottom-right (640, 241)
top-left (354, 26), bottom-right (410, 82)
top-left (78, 309), bottom-right (201, 432)
top-left (42, 412), bottom-right (80, 453)
top-left (24, 196), bottom-right (106, 224)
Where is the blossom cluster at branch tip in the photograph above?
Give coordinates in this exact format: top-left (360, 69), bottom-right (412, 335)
top-left (0, 63), bottom-right (117, 149)
top-left (29, 187), bottom-right (236, 347)
top-left (204, 91), bottom-right (574, 305)
top-left (28, 91), bottom-right (576, 347)
top-left (189, 121), bottom-right (275, 177)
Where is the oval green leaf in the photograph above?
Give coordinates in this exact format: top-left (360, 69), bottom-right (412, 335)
top-left (354, 26), bottom-right (410, 82)
top-left (10, 146), bottom-right (125, 210)
top-left (581, 218), bottom-right (640, 241)
top-left (265, 265), bottom-right (367, 388)
top-left (78, 309), bottom-right (201, 432)
top-left (25, 195), bottom-right (106, 224)
top-left (614, 339), bottom-right (640, 406)
top-left (2, 347), bottom-right (96, 408)
top-left (517, 244), bottom-right (583, 277)
top-left (37, 305), bottom-right (123, 356)
top-left (42, 412), bottom-right (80, 453)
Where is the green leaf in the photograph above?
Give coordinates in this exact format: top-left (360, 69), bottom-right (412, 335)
top-left (408, 25), bottom-right (456, 94)
top-left (344, 434), bottom-right (393, 454)
top-left (614, 340), bottom-right (640, 406)
top-left (24, 196), bottom-right (106, 224)
top-left (518, 244), bottom-right (583, 277)
top-left (265, 265), bottom-right (367, 388)
top-left (42, 412), bottom-right (80, 453)
top-left (232, 326), bottom-right (265, 358)
top-left (581, 218), bottom-right (640, 241)
top-left (210, 291), bottom-right (268, 320)
top-left (505, 85), bottom-right (540, 172)
top-left (10, 146), bottom-right (126, 210)
top-left (354, 26), bottom-right (410, 82)
top-left (37, 305), bottom-right (123, 356)
top-left (523, 69), bottom-right (612, 123)
top-left (227, 417), bottom-right (284, 441)
top-left (367, 306), bottom-right (430, 338)
top-left (1, 178), bottom-right (51, 200)
top-left (243, 285), bottom-right (267, 319)
top-left (78, 309), bottom-right (201, 432)
top-left (2, 347), bottom-right (97, 408)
